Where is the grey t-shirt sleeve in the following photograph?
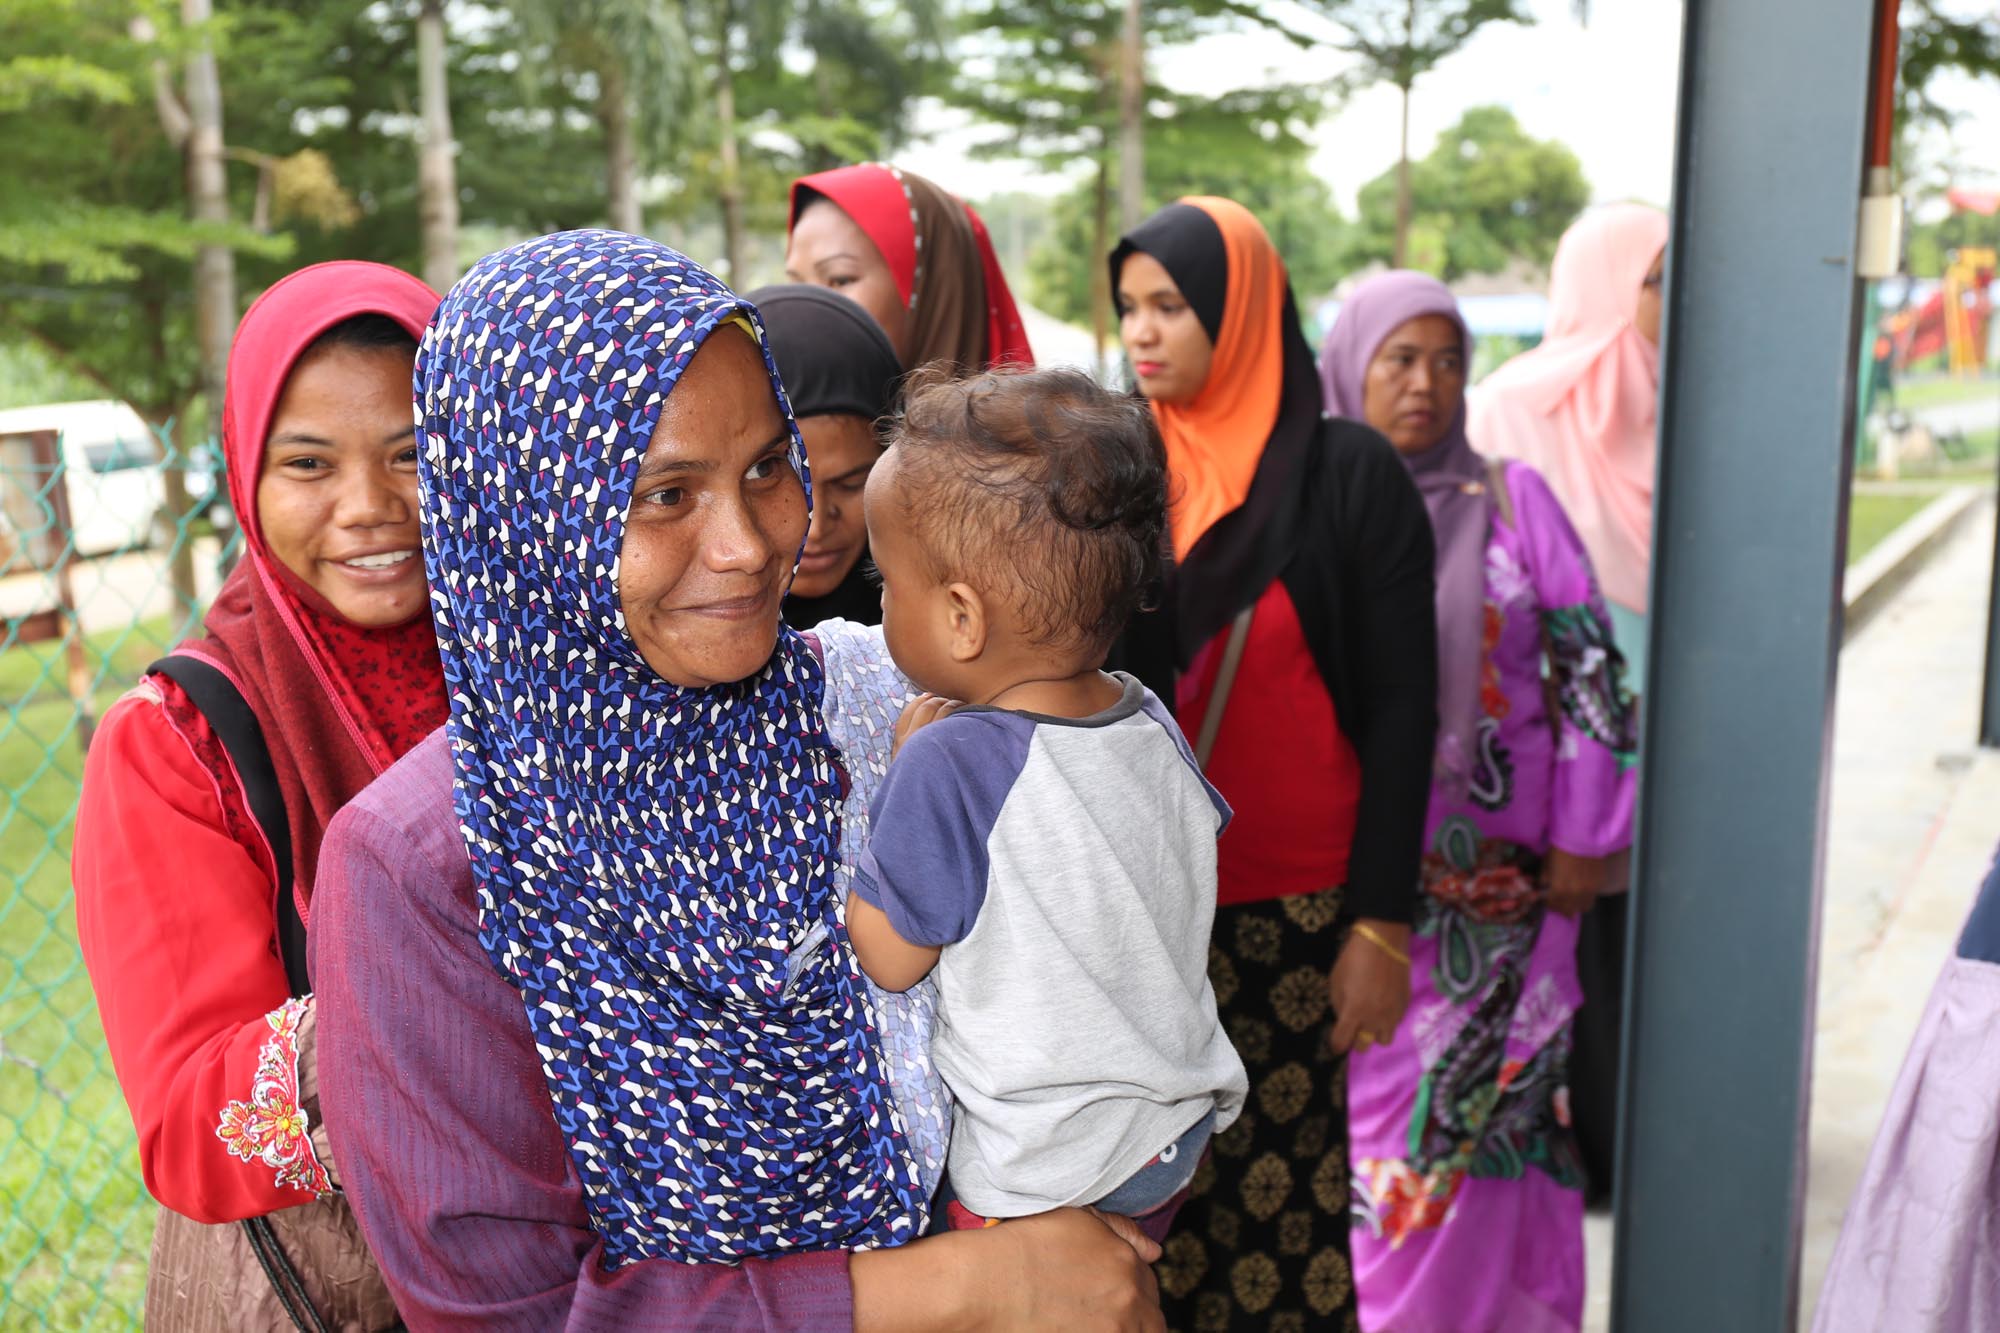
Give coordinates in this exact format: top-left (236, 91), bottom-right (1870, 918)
top-left (851, 716), bottom-right (1029, 948)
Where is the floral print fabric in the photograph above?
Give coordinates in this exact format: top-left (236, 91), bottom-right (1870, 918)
top-left (1348, 462), bottom-right (1636, 1333)
top-left (216, 997), bottom-right (331, 1199)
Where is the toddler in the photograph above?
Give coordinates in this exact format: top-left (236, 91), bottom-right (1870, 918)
top-left (845, 367), bottom-right (1247, 1229)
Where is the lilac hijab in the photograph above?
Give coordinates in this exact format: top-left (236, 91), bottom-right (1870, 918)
top-left (1321, 271), bottom-right (1492, 789)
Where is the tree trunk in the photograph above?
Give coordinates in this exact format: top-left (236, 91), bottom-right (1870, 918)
top-left (180, 0), bottom-right (229, 614)
top-left (182, 0), bottom-right (232, 417)
top-left (1090, 153), bottom-right (1111, 369)
top-left (1118, 0), bottom-right (1145, 231)
top-left (601, 53), bottom-right (640, 234)
top-left (1393, 78), bottom-right (1413, 268)
top-left (162, 414), bottom-right (199, 619)
top-left (717, 50), bottom-right (744, 283)
top-left (416, 0), bottom-right (459, 292)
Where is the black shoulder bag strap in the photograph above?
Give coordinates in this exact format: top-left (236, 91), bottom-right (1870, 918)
top-left (148, 655), bottom-right (308, 995)
top-left (147, 655), bottom-right (328, 1333)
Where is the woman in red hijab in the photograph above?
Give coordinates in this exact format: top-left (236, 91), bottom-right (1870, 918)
top-left (73, 262), bottom-right (444, 1330)
top-left (785, 162), bottom-right (1035, 375)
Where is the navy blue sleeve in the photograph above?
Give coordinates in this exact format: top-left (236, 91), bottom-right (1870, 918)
top-left (1136, 688), bottom-right (1233, 836)
top-left (850, 715), bottom-right (1029, 948)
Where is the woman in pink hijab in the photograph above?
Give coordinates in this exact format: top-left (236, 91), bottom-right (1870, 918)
top-left (1473, 203), bottom-right (1668, 689)
top-left (1470, 202), bottom-right (1668, 1211)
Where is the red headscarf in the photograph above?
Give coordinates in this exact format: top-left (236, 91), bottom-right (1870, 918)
top-left (789, 163), bottom-right (1035, 373)
top-left (173, 262), bottom-right (446, 909)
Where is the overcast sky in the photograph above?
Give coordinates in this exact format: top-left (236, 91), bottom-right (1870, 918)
top-left (898, 1), bottom-right (1997, 218)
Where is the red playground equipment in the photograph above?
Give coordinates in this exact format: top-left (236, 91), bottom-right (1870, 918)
top-left (1884, 189), bottom-right (1998, 377)
top-left (1886, 245), bottom-right (1993, 375)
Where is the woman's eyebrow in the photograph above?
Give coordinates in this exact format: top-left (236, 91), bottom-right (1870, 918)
top-left (813, 253), bottom-right (860, 270)
top-left (268, 431), bottom-right (334, 448)
top-left (827, 458), bottom-right (877, 484)
top-left (635, 455), bottom-right (716, 479)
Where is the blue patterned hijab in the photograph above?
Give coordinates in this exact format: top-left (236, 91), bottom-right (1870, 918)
top-left (415, 230), bottom-right (926, 1263)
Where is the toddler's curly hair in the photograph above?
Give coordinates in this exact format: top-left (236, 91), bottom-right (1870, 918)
top-left (887, 366), bottom-right (1167, 657)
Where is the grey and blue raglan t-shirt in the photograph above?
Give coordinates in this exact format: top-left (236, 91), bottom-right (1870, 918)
top-left (850, 673), bottom-right (1248, 1217)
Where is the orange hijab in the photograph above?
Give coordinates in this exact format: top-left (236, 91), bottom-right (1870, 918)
top-left (1122, 196), bottom-right (1291, 557)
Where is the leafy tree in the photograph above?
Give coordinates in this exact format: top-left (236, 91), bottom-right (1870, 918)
top-left (0, 0), bottom-right (607, 428)
top-left (1904, 204), bottom-right (2000, 278)
top-left (948, 0), bottom-right (1318, 348)
top-left (1026, 107), bottom-right (1348, 327)
top-left (510, 0), bottom-right (699, 235)
top-left (1283, 0), bottom-right (1529, 265)
top-left (1898, 2), bottom-right (2000, 130)
top-left (1343, 105), bottom-right (1588, 281)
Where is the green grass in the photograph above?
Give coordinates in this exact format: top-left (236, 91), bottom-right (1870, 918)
top-left (0, 613), bottom-right (186, 1330)
top-left (1890, 372), bottom-right (2000, 413)
top-left (1848, 492), bottom-right (1939, 565)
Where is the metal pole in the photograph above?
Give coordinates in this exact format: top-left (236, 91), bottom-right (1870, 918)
top-left (1979, 432), bottom-right (2000, 745)
top-left (1612, 0), bottom-right (1876, 1327)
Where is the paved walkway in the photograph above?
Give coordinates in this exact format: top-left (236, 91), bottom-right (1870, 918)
top-left (1584, 493), bottom-right (2000, 1331)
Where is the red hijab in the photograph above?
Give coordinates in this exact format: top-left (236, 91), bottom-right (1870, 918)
top-left (173, 262), bottom-right (446, 908)
top-left (789, 163), bottom-right (1035, 374)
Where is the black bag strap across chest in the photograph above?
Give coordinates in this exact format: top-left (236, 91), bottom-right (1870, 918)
top-left (148, 655), bottom-right (310, 997)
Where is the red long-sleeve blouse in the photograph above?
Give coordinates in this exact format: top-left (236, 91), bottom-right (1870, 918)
top-left (72, 678), bottom-right (330, 1224)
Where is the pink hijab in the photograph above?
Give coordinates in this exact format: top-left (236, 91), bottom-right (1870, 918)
top-left (1471, 204), bottom-right (1668, 613)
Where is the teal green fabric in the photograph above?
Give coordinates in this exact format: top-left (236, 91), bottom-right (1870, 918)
top-left (1608, 601), bottom-right (1648, 697)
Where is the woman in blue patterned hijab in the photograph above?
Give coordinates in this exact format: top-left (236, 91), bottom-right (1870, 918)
top-left (315, 231), bottom-right (1170, 1325)
top-left (416, 229), bottom-right (928, 1262)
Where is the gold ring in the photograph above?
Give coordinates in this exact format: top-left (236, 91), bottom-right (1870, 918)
top-left (1356, 1030), bottom-right (1379, 1048)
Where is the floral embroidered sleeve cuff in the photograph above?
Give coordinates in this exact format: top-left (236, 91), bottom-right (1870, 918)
top-left (216, 996), bottom-right (333, 1200)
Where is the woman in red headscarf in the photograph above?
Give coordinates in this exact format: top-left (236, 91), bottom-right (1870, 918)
top-left (785, 162), bottom-right (1035, 375)
top-left (72, 262), bottom-right (445, 1330)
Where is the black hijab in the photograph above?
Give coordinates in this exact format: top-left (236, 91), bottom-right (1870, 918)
top-left (748, 284), bottom-right (903, 629)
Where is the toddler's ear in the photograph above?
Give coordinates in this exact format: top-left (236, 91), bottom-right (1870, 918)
top-left (945, 582), bottom-right (987, 663)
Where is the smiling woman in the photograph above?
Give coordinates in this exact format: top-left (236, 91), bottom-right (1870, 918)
top-left (617, 320), bottom-right (808, 687)
top-left (71, 263), bottom-right (444, 1331)
top-left (255, 319), bottom-right (429, 629)
top-left (310, 231), bottom-right (1169, 1332)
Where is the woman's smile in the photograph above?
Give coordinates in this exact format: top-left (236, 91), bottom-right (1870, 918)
top-left (671, 583), bottom-right (780, 620)
top-left (330, 546), bottom-right (423, 586)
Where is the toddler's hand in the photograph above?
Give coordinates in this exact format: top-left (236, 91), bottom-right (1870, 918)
top-left (892, 693), bottom-right (960, 758)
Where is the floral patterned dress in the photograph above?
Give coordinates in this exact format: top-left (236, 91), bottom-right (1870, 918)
top-left (1346, 462), bottom-right (1637, 1333)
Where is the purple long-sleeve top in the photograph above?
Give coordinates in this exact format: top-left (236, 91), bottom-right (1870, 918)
top-left (311, 726), bottom-right (853, 1331)
top-left (1425, 461), bottom-right (1639, 858)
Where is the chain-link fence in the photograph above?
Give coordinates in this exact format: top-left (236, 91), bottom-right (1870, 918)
top-left (1, 408), bottom-right (235, 1328)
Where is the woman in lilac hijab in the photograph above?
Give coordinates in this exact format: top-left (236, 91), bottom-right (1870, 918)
top-left (1321, 272), bottom-right (1639, 1332)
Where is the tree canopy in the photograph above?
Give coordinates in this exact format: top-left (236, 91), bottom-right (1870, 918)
top-left (1345, 105), bottom-right (1590, 282)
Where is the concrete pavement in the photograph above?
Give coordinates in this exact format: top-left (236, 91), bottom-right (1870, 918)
top-left (1584, 493), bottom-right (2000, 1331)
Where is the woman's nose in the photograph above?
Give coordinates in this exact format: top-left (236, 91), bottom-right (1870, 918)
top-left (703, 493), bottom-right (777, 573)
top-left (335, 464), bottom-right (411, 528)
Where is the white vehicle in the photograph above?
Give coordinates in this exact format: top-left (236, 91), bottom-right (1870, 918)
top-left (0, 400), bottom-right (169, 570)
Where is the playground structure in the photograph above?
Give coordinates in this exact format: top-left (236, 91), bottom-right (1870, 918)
top-left (1884, 244), bottom-right (1996, 376)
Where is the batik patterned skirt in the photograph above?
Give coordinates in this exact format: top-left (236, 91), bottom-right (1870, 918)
top-left (1157, 886), bottom-right (1359, 1333)
top-left (1346, 839), bottom-right (1586, 1333)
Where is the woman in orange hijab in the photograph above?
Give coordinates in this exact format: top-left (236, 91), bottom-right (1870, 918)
top-left (1112, 197), bottom-right (1438, 1330)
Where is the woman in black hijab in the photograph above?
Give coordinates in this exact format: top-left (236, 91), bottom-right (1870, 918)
top-left (748, 284), bottom-right (903, 628)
